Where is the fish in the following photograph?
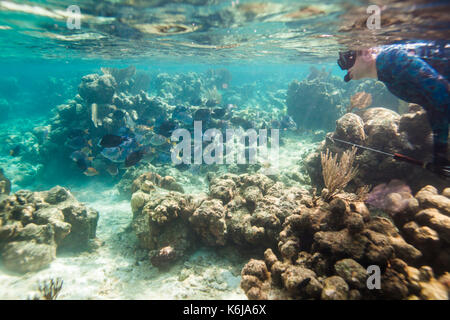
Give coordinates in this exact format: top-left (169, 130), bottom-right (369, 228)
top-left (149, 133), bottom-right (169, 146)
top-left (193, 108), bottom-right (211, 121)
top-left (125, 150), bottom-right (145, 167)
top-left (9, 145), bottom-right (21, 157)
top-left (99, 134), bottom-right (128, 148)
top-left (280, 115), bottom-right (297, 130)
top-left (211, 107), bottom-right (227, 119)
top-left (136, 124), bottom-right (154, 132)
top-left (101, 147), bottom-right (127, 163)
top-left (84, 167), bottom-right (99, 176)
top-left (155, 120), bottom-right (177, 136)
top-left (70, 150), bottom-right (91, 171)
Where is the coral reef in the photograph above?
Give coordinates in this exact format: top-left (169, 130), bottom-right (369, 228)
top-left (305, 104), bottom-right (446, 193)
top-left (240, 188), bottom-right (450, 300)
top-left (391, 186), bottom-right (450, 275)
top-left (286, 77), bottom-right (344, 131)
top-left (6, 66), bottom-right (297, 191)
top-left (0, 186), bottom-right (98, 273)
top-left (130, 172), bottom-right (313, 268)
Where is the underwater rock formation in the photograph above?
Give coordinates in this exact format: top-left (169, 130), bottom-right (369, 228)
top-left (391, 185), bottom-right (450, 275)
top-left (305, 104), bottom-right (444, 192)
top-left (130, 174), bottom-right (197, 269)
top-left (78, 73), bottom-right (117, 104)
top-left (130, 172), bottom-right (313, 268)
top-left (240, 191), bottom-right (449, 300)
top-left (0, 186), bottom-right (99, 273)
top-left (287, 78), bottom-right (344, 131)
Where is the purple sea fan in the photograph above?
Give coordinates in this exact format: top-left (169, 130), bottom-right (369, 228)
top-left (365, 179), bottom-right (413, 214)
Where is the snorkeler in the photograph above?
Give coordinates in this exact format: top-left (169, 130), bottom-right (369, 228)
top-left (337, 43), bottom-right (449, 177)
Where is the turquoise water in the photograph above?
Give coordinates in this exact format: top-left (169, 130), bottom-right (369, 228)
top-left (0, 0), bottom-right (449, 300)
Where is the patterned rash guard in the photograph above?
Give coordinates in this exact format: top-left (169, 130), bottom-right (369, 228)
top-left (376, 43), bottom-right (450, 165)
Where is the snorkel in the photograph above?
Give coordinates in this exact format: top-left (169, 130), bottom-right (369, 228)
top-left (337, 50), bottom-right (357, 82)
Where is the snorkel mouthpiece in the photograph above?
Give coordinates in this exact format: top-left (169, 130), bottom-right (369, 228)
top-left (338, 51), bottom-right (357, 82)
top-left (344, 73), bottom-right (351, 82)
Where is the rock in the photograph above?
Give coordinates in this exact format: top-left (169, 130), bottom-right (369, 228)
top-left (381, 267), bottom-right (410, 299)
top-left (264, 248), bottom-right (278, 269)
top-left (415, 186), bottom-right (450, 216)
top-left (443, 188), bottom-right (450, 198)
top-left (345, 212), bottom-right (365, 234)
top-left (209, 178), bottom-right (236, 204)
top-left (281, 265), bottom-right (321, 298)
top-left (321, 276), bottom-right (349, 300)
top-left (241, 259), bottom-right (270, 300)
top-left (334, 113), bottom-right (366, 145)
top-left (2, 241), bottom-right (56, 273)
top-left (43, 186), bottom-right (71, 204)
top-left (388, 236), bottom-right (422, 264)
top-left (403, 221), bottom-right (440, 247)
top-left (287, 78), bottom-right (342, 131)
top-left (242, 259), bottom-right (270, 281)
top-left (58, 205), bottom-right (99, 251)
top-left (190, 199), bottom-right (227, 246)
top-left (279, 238), bottom-right (300, 261)
top-left (334, 259), bottom-right (367, 289)
top-left (398, 106), bottom-right (432, 146)
top-left (329, 198), bottom-right (349, 216)
top-left (242, 186), bottom-right (263, 210)
top-left (362, 108), bottom-right (401, 149)
top-left (415, 208), bottom-right (450, 243)
top-left (149, 246), bottom-right (177, 269)
top-left (419, 279), bottom-right (449, 300)
top-left (78, 73), bottom-right (116, 104)
top-left (0, 187), bottom-right (98, 273)
top-left (131, 190), bottom-right (151, 214)
top-left (131, 172), bottom-right (162, 195)
top-left (313, 229), bottom-right (394, 266)
top-left (160, 176), bottom-right (184, 193)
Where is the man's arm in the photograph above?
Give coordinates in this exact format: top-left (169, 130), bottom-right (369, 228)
top-left (377, 48), bottom-right (449, 166)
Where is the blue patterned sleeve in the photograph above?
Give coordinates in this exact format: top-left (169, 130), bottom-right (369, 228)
top-left (377, 48), bottom-right (449, 164)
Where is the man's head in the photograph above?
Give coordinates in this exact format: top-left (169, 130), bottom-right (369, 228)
top-left (337, 49), bottom-right (378, 82)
